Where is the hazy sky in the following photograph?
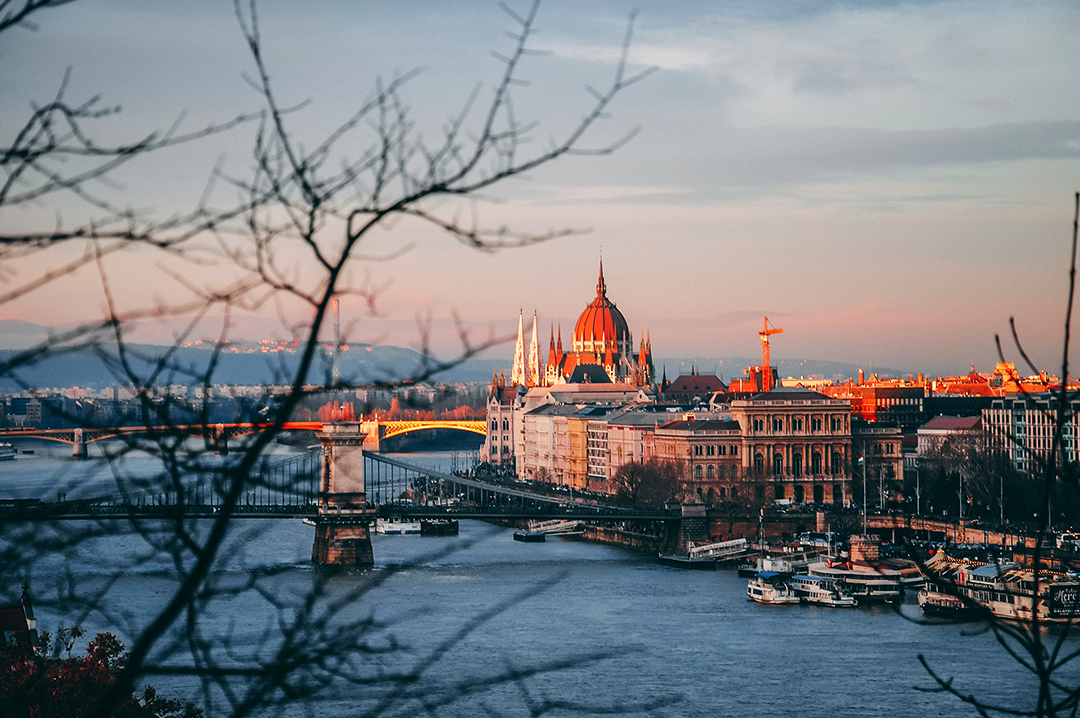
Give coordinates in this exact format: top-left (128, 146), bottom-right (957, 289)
top-left (2, 0), bottom-right (1078, 377)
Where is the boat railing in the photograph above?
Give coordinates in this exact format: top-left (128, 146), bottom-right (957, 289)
top-left (688, 538), bottom-right (748, 559)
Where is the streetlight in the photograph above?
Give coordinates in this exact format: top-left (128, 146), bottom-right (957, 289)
top-left (915, 466), bottom-right (921, 517)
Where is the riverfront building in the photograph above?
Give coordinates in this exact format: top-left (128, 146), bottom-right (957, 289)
top-left (983, 393), bottom-right (1079, 474)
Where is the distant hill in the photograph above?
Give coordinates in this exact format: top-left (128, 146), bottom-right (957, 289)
top-left (0, 320), bottom-right (913, 389)
top-left (0, 342), bottom-right (503, 391)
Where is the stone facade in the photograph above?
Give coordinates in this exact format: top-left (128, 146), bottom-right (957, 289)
top-left (729, 387), bottom-right (853, 506)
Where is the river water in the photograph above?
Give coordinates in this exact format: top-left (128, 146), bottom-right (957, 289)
top-left (0, 443), bottom-right (1071, 716)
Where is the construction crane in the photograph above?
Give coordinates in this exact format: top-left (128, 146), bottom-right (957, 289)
top-left (759, 317), bottom-right (783, 392)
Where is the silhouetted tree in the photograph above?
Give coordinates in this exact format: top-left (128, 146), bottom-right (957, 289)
top-left (916, 194), bottom-right (1080, 718)
top-left (0, 1), bottom-right (656, 716)
top-left (611, 459), bottom-right (682, 508)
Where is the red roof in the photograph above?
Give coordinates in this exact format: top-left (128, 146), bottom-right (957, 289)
top-left (921, 415), bottom-right (982, 431)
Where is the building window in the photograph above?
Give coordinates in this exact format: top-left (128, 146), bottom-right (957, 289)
top-left (773, 454), bottom-right (783, 475)
top-left (754, 453), bottom-right (764, 473)
top-left (719, 487), bottom-right (727, 499)
top-left (706, 445), bottom-right (715, 456)
top-left (694, 445), bottom-right (703, 456)
top-left (731, 445), bottom-right (738, 456)
top-left (812, 418), bottom-right (822, 431)
top-left (695, 465), bottom-right (703, 479)
top-left (775, 485), bottom-right (785, 500)
top-left (753, 418), bottom-right (764, 432)
top-left (831, 417), bottom-right (843, 432)
top-left (707, 465), bottom-right (715, 478)
top-left (772, 418), bottom-right (783, 432)
top-left (718, 465), bottom-right (726, 479)
top-left (502, 419), bottom-right (509, 431)
top-left (491, 420), bottom-right (497, 431)
top-left (792, 418), bottom-right (803, 431)
top-left (792, 453), bottom-right (802, 476)
top-left (812, 452), bottom-right (822, 474)
top-left (718, 445), bottom-right (726, 456)
top-left (831, 452), bottom-right (842, 474)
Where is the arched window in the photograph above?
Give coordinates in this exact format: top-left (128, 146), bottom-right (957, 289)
top-left (754, 453), bottom-right (764, 473)
top-left (773, 454), bottom-right (783, 475)
top-left (813, 484), bottom-right (824, 504)
top-left (719, 487), bottom-right (727, 499)
top-left (694, 465), bottom-right (703, 479)
top-left (707, 465), bottom-right (715, 478)
top-left (792, 453), bottom-right (803, 477)
top-left (811, 452), bottom-right (822, 474)
top-left (502, 419), bottom-right (509, 431)
top-left (491, 420), bottom-right (497, 431)
top-left (775, 485), bottom-right (785, 500)
top-left (831, 452), bottom-right (843, 474)
top-left (794, 485), bottom-right (805, 502)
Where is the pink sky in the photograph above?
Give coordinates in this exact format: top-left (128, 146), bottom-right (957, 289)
top-left (2, 1), bottom-right (1078, 379)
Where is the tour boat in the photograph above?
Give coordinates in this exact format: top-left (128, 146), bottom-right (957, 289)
top-left (513, 530), bottom-right (546, 543)
top-left (746, 572), bottom-right (800, 605)
top-left (420, 519), bottom-right (459, 536)
top-left (0, 443), bottom-right (15, 461)
top-left (659, 538), bottom-right (748, 570)
top-left (917, 588), bottom-right (979, 619)
top-left (807, 559), bottom-right (904, 602)
top-left (920, 549), bottom-right (1080, 623)
top-left (375, 518), bottom-right (421, 535)
top-left (789, 574), bottom-right (858, 607)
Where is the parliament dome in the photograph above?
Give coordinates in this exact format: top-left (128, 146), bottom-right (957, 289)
top-left (572, 260), bottom-right (632, 358)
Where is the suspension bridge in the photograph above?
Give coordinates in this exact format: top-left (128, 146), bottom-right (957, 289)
top-left (0, 448), bottom-right (676, 523)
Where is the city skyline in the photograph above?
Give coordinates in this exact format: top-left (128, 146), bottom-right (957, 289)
top-left (2, 1), bottom-right (1078, 379)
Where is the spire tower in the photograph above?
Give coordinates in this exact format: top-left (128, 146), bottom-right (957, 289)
top-left (511, 309), bottom-right (526, 386)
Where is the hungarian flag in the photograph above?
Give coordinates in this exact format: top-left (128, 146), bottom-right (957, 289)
top-left (858, 455), bottom-right (864, 466)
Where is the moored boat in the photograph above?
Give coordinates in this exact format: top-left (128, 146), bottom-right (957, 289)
top-left (917, 588), bottom-right (980, 619)
top-left (659, 538), bottom-right (748, 570)
top-left (420, 519), bottom-right (459, 536)
top-left (746, 572), bottom-right (800, 605)
top-left (513, 530), bottom-right (546, 542)
top-left (0, 443), bottom-right (15, 461)
top-left (920, 549), bottom-right (1080, 623)
top-left (790, 574), bottom-right (857, 607)
top-left (807, 559), bottom-right (904, 602)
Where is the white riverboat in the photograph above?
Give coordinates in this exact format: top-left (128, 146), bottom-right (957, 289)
top-left (790, 574), bottom-right (857, 607)
top-left (0, 443), bottom-right (15, 461)
top-left (747, 572), bottom-right (800, 605)
top-left (375, 518), bottom-right (421, 535)
top-left (807, 559), bottom-right (904, 602)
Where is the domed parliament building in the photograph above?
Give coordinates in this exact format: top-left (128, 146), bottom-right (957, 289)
top-left (501, 259), bottom-right (654, 389)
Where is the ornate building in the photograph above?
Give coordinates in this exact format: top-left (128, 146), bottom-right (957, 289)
top-left (508, 258), bottom-right (654, 388)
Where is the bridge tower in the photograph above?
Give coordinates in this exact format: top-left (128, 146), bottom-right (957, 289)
top-left (72, 428), bottom-right (87, 459)
top-left (311, 421), bottom-right (376, 566)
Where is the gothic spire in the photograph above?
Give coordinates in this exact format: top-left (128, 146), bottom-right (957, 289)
top-left (511, 309), bottom-right (526, 386)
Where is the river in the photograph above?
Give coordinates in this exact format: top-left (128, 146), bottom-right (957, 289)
top-left (0, 443), bottom-right (1071, 716)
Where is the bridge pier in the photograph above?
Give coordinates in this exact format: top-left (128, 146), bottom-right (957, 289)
top-left (673, 500), bottom-right (709, 553)
top-left (72, 429), bottom-right (87, 459)
top-left (312, 421), bottom-right (376, 567)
